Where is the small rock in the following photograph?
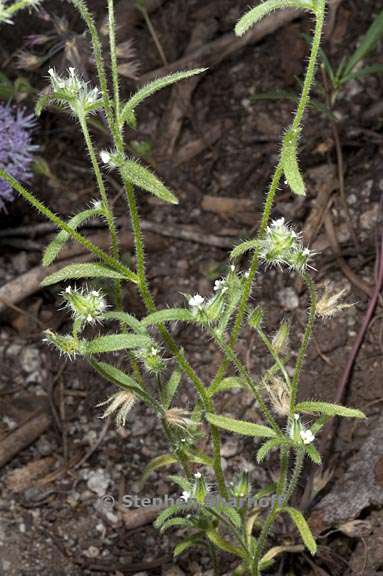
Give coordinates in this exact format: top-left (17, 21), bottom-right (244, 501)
top-left (277, 287), bottom-right (299, 310)
top-left (221, 440), bottom-right (239, 458)
top-left (360, 203), bottom-right (379, 230)
top-left (87, 469), bottom-right (111, 497)
top-left (85, 546), bottom-right (100, 558)
top-left (163, 568), bottom-right (186, 576)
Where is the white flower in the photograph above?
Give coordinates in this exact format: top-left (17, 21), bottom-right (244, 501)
top-left (194, 472), bottom-right (202, 479)
top-left (300, 429), bottom-right (315, 445)
top-left (230, 265), bottom-right (235, 272)
top-left (181, 491), bottom-right (191, 502)
top-left (100, 150), bottom-right (111, 164)
top-left (213, 279), bottom-right (228, 294)
top-left (61, 286), bottom-right (107, 324)
top-left (188, 294), bottom-right (205, 308)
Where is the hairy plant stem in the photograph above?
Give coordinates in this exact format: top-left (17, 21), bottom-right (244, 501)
top-left (211, 330), bottom-right (282, 436)
top-left (107, 0), bottom-right (120, 122)
top-left (253, 449), bottom-right (304, 576)
top-left (79, 114), bottom-right (122, 307)
top-left (289, 272), bottom-right (317, 413)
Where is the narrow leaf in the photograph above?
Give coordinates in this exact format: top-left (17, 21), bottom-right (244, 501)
top-left (101, 311), bottom-right (146, 334)
top-left (141, 308), bottom-right (193, 327)
top-left (296, 401), bottom-right (366, 419)
top-left (160, 517), bottom-right (193, 533)
top-left (343, 9), bottom-right (383, 78)
top-left (284, 507), bottom-right (317, 555)
top-left (43, 206), bottom-right (103, 266)
top-left (208, 376), bottom-right (245, 398)
top-left (85, 333), bottom-right (152, 354)
top-left (230, 239), bottom-right (259, 260)
top-left (141, 454), bottom-right (178, 486)
top-left (89, 361), bottom-right (155, 407)
top-left (281, 128), bottom-right (305, 196)
top-left (154, 503), bottom-right (189, 529)
top-left (206, 413), bottom-right (277, 438)
top-left (304, 443), bottom-right (321, 465)
top-left (121, 159), bottom-right (178, 204)
top-left (257, 438), bottom-right (290, 463)
top-left (206, 530), bottom-right (246, 559)
top-left (121, 68), bottom-right (206, 125)
top-left (161, 369), bottom-right (182, 409)
top-left (41, 263), bottom-right (136, 286)
top-left (235, 0), bottom-right (314, 37)
top-left (174, 537), bottom-right (202, 557)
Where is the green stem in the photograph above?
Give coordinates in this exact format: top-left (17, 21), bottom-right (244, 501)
top-left (289, 272), bottom-right (317, 413)
top-left (121, 178), bottom-right (228, 498)
top-left (211, 330), bottom-right (282, 436)
top-left (0, 169), bottom-right (137, 284)
top-left (107, 0), bottom-right (121, 122)
top-left (79, 114), bottom-right (122, 307)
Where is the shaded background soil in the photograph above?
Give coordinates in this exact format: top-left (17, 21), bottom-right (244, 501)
top-left (0, 0), bottom-right (383, 574)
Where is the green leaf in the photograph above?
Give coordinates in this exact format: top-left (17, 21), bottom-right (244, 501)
top-left (230, 239), bottom-right (258, 261)
top-left (208, 376), bottom-right (245, 398)
top-left (174, 537), bottom-right (202, 557)
top-left (120, 69), bottom-right (206, 126)
top-left (343, 63), bottom-right (383, 83)
top-left (206, 413), bottom-right (277, 438)
top-left (89, 361), bottom-right (155, 407)
top-left (342, 9), bottom-right (383, 79)
top-left (206, 530), bottom-right (246, 559)
top-left (41, 263), bottom-right (137, 286)
top-left (141, 308), bottom-right (193, 327)
top-left (43, 206), bottom-right (103, 266)
top-left (161, 369), bottom-right (182, 409)
top-left (220, 506), bottom-right (242, 529)
top-left (251, 88), bottom-right (299, 103)
top-left (304, 443), bottom-right (321, 465)
top-left (310, 415), bottom-right (331, 435)
top-left (35, 93), bottom-right (50, 116)
top-left (85, 333), bottom-right (152, 354)
top-left (141, 454), bottom-right (178, 486)
top-left (281, 128), bottom-right (305, 196)
top-left (235, 0), bottom-right (314, 37)
top-left (121, 159), bottom-right (178, 204)
top-left (168, 475), bottom-right (192, 492)
top-left (154, 503), bottom-right (190, 529)
top-left (160, 516), bottom-right (194, 533)
top-left (101, 311), bottom-right (147, 334)
top-left (257, 438), bottom-right (290, 463)
top-left (284, 507), bottom-right (317, 555)
top-left (296, 401), bottom-right (366, 419)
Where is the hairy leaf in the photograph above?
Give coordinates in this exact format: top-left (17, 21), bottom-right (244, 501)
top-left (206, 413), bottom-right (277, 438)
top-left (141, 454), bottom-right (178, 486)
top-left (89, 361), bottom-right (154, 407)
top-left (206, 530), bottom-right (246, 559)
top-left (161, 369), bottom-right (182, 409)
top-left (296, 401), bottom-right (366, 419)
top-left (101, 311), bottom-right (146, 333)
top-left (235, 0), bottom-right (314, 37)
top-left (174, 537), bottom-right (203, 558)
top-left (43, 206), bottom-right (103, 266)
top-left (160, 516), bottom-right (194, 533)
top-left (85, 333), bottom-right (152, 354)
top-left (120, 68), bottom-right (206, 126)
top-left (154, 503), bottom-right (190, 529)
top-left (281, 128), bottom-right (305, 196)
top-left (230, 239), bottom-right (258, 260)
top-left (208, 376), bottom-right (246, 397)
top-left (141, 308), bottom-right (193, 327)
top-left (121, 159), bottom-right (178, 204)
top-left (304, 443), bottom-right (321, 464)
top-left (41, 263), bottom-right (135, 286)
top-left (257, 438), bottom-right (290, 463)
top-left (284, 507), bottom-right (317, 555)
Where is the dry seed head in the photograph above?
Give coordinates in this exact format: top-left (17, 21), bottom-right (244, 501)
top-left (263, 374), bottom-right (290, 417)
top-left (97, 391), bottom-right (135, 427)
top-left (272, 321), bottom-right (290, 355)
top-left (164, 408), bottom-right (194, 431)
top-left (316, 282), bottom-right (353, 318)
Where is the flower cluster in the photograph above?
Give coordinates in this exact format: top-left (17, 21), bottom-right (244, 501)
top-left (43, 329), bottom-right (84, 359)
top-left (135, 344), bottom-right (166, 374)
top-left (0, 105), bottom-right (36, 211)
top-left (47, 67), bottom-right (101, 116)
top-left (61, 286), bottom-right (107, 325)
top-left (258, 218), bottom-right (313, 272)
top-left (289, 414), bottom-right (315, 445)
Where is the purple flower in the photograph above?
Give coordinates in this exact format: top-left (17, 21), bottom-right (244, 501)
top-left (0, 105), bottom-right (37, 211)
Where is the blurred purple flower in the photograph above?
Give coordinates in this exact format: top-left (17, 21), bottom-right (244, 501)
top-left (0, 105), bottom-right (37, 211)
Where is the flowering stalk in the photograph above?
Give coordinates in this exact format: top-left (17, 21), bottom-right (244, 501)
top-left (0, 0), bottom-right (368, 574)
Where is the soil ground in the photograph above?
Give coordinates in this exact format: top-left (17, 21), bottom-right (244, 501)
top-left (0, 0), bottom-right (383, 575)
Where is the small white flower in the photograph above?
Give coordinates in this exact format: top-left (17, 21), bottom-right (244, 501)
top-left (194, 472), bottom-right (202, 479)
top-left (213, 279), bottom-right (224, 291)
top-left (300, 429), bottom-right (315, 445)
top-left (294, 413), bottom-right (300, 421)
top-left (230, 265), bottom-right (235, 272)
top-left (181, 490), bottom-right (191, 502)
top-left (150, 346), bottom-right (159, 356)
top-left (100, 150), bottom-right (111, 164)
top-left (188, 294), bottom-right (205, 308)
